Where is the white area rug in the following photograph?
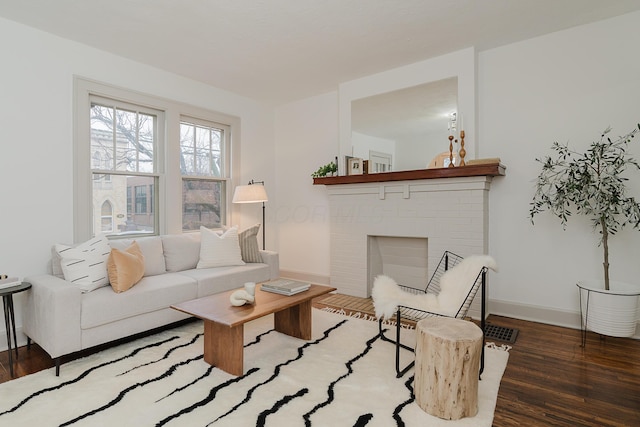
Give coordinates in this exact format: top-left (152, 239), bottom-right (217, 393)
top-left (0, 309), bottom-right (508, 426)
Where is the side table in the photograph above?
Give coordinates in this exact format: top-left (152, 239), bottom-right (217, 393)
top-left (414, 317), bottom-right (483, 420)
top-left (1, 282), bottom-right (31, 377)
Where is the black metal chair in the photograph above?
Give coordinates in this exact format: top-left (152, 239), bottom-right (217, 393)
top-left (377, 251), bottom-right (488, 378)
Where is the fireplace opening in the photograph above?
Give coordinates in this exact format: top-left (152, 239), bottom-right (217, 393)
top-left (367, 236), bottom-right (428, 294)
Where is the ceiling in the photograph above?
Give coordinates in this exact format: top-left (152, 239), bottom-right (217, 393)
top-left (2, 0), bottom-right (640, 105)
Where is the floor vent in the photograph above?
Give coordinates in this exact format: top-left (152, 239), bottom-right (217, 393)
top-left (485, 324), bottom-right (519, 343)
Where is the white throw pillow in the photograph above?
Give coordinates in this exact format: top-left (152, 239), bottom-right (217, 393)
top-left (55, 235), bottom-right (111, 292)
top-left (197, 226), bottom-right (245, 268)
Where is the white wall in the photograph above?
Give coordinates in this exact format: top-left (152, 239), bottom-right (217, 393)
top-left (0, 17), bottom-right (275, 349)
top-left (276, 10), bottom-right (640, 329)
top-left (480, 10), bottom-right (640, 326)
top-left (274, 92), bottom-right (338, 282)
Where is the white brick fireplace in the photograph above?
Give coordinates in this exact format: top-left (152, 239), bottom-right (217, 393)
top-left (326, 175), bottom-right (496, 318)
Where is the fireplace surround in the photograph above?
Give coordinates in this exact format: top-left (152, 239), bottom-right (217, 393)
top-left (314, 164), bottom-right (505, 319)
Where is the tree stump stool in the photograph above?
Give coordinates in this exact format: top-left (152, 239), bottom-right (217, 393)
top-left (414, 317), bottom-right (483, 420)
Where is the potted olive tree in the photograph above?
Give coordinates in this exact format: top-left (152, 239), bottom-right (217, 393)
top-left (530, 124), bottom-right (640, 337)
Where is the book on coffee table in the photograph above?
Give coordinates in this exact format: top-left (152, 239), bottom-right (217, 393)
top-left (261, 279), bottom-right (310, 296)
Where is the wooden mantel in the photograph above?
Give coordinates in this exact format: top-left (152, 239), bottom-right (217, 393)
top-left (313, 162), bottom-right (506, 185)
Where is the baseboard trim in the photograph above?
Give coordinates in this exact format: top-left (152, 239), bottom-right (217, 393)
top-left (278, 269), bottom-right (331, 287)
top-left (0, 326), bottom-right (29, 353)
top-left (489, 299), bottom-right (640, 339)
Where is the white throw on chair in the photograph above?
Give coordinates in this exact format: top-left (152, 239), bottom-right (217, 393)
top-left (372, 251), bottom-right (497, 377)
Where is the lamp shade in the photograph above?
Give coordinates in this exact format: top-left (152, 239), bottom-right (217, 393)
top-left (232, 184), bottom-right (268, 204)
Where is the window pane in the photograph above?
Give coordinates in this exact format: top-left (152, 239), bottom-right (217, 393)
top-left (138, 113), bottom-right (155, 173)
top-left (93, 174), bottom-right (156, 236)
top-left (195, 126), bottom-right (211, 175)
top-left (180, 125), bottom-right (194, 174)
top-left (180, 121), bottom-right (223, 177)
top-left (90, 104), bottom-right (114, 170)
top-left (116, 109), bottom-right (138, 172)
top-left (90, 102), bottom-right (156, 173)
top-left (182, 179), bottom-right (223, 231)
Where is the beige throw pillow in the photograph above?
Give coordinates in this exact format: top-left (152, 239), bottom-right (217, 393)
top-left (238, 224), bottom-right (262, 263)
top-left (108, 241), bottom-right (145, 293)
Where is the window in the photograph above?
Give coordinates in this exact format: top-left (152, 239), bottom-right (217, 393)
top-left (134, 185), bottom-right (147, 214)
top-left (180, 118), bottom-right (229, 231)
top-left (89, 97), bottom-right (159, 236)
top-left (75, 78), bottom-right (239, 241)
top-left (101, 201), bottom-right (113, 232)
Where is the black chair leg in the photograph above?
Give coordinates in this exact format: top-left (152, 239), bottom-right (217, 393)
top-left (55, 358), bottom-right (61, 376)
top-left (395, 310), bottom-right (402, 376)
top-left (394, 310), bottom-right (416, 377)
top-left (479, 271), bottom-right (487, 379)
top-left (378, 313), bottom-right (415, 378)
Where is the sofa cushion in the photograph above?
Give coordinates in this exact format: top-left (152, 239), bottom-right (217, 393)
top-left (81, 273), bottom-right (197, 329)
top-left (197, 226), bottom-right (245, 268)
top-left (178, 264), bottom-right (270, 298)
top-left (109, 236), bottom-right (166, 277)
top-left (238, 224), bottom-right (262, 263)
top-left (161, 233), bottom-right (201, 272)
top-left (107, 241), bottom-right (145, 293)
top-left (55, 235), bottom-right (111, 292)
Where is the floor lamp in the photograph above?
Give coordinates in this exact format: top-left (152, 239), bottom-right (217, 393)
top-left (232, 180), bottom-right (268, 249)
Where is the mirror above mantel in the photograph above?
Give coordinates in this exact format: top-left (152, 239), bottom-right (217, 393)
top-left (351, 77), bottom-right (457, 171)
top-left (339, 47), bottom-right (476, 173)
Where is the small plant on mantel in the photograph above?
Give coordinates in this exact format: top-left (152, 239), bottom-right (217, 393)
top-left (311, 161), bottom-right (338, 178)
top-left (530, 124), bottom-right (640, 290)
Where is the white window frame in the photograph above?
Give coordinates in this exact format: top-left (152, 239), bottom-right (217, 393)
top-left (180, 115), bottom-right (231, 231)
top-left (74, 77), bottom-right (241, 242)
top-left (89, 95), bottom-right (161, 237)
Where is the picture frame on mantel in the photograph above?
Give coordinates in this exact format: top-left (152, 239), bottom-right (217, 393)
top-left (348, 157), bottom-right (363, 175)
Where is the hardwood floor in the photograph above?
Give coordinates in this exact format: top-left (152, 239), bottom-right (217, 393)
top-left (1, 296), bottom-right (639, 426)
top-left (490, 315), bottom-right (640, 426)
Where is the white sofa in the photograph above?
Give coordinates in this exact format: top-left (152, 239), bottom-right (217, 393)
top-left (23, 233), bottom-right (279, 375)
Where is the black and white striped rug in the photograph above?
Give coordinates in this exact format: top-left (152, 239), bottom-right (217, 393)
top-left (0, 309), bottom-right (508, 426)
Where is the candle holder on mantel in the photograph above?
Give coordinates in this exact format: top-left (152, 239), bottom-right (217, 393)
top-left (459, 130), bottom-right (466, 166)
top-left (448, 135), bottom-right (455, 168)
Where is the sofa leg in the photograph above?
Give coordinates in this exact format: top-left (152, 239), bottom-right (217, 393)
top-left (27, 337), bottom-right (31, 350)
top-left (55, 358), bottom-right (61, 376)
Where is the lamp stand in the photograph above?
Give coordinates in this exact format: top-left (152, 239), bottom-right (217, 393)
top-left (248, 179), bottom-right (267, 250)
top-left (261, 201), bottom-right (266, 250)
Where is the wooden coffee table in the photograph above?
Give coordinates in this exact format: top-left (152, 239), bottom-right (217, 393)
top-left (171, 283), bottom-right (336, 376)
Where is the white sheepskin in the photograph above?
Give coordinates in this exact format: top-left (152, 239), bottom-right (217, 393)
top-left (372, 255), bottom-right (498, 319)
